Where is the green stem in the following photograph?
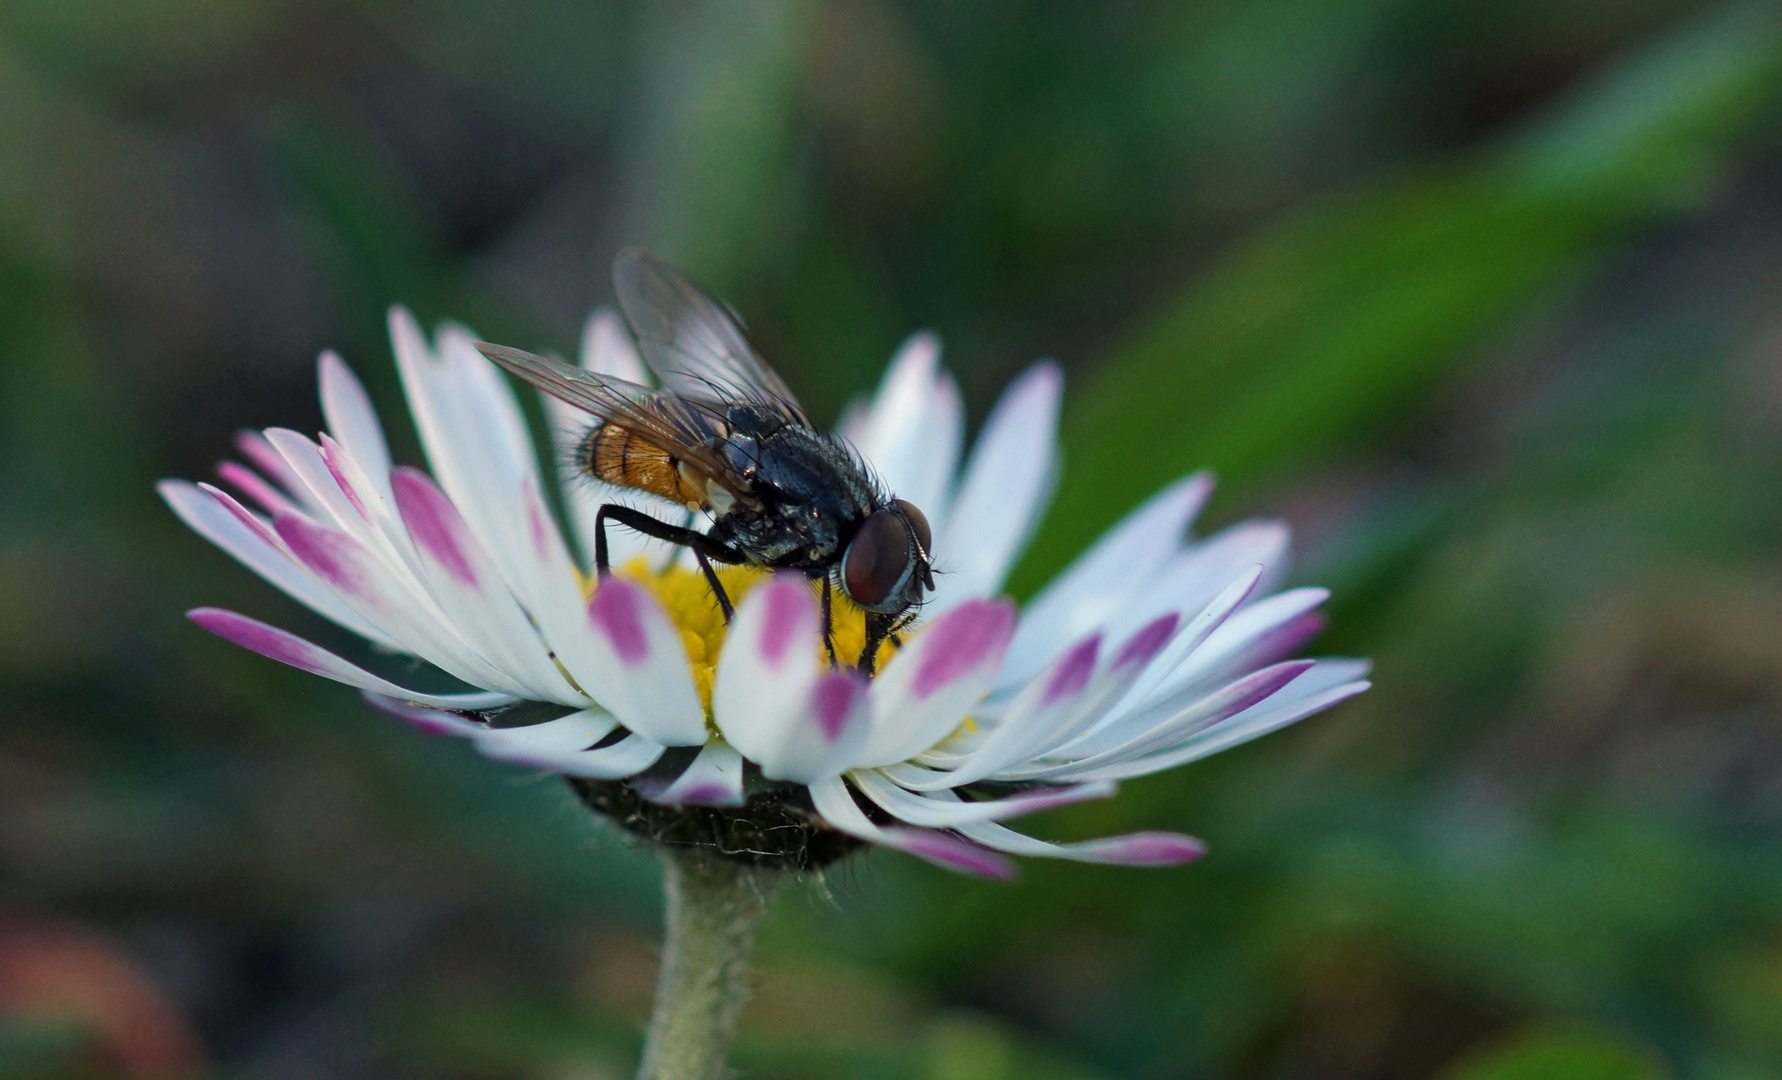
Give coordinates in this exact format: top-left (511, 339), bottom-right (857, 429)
top-left (636, 848), bottom-right (780, 1080)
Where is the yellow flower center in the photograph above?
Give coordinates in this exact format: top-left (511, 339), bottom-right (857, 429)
top-left (587, 558), bottom-right (901, 718)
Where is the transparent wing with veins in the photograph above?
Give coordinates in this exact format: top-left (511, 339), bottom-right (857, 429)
top-left (612, 248), bottom-right (808, 425)
top-left (474, 341), bottom-right (756, 505)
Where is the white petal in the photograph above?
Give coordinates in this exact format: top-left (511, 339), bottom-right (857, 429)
top-left (264, 428), bottom-right (378, 536)
top-left (1067, 667), bottom-right (1371, 781)
top-left (477, 711), bottom-right (667, 780)
top-left (951, 818), bottom-right (1205, 866)
top-left (644, 741), bottom-right (745, 807)
top-left (856, 334), bottom-right (936, 473)
top-left (160, 481), bottom-right (397, 648)
top-left (757, 670), bottom-right (871, 784)
top-left (390, 468), bottom-right (582, 704)
top-left (362, 696), bottom-right (666, 779)
top-left (317, 433), bottom-right (403, 540)
top-left (712, 576), bottom-right (819, 763)
top-left (439, 324), bottom-right (541, 487)
top-left (509, 476), bottom-right (656, 707)
top-left (546, 734), bottom-right (671, 780)
top-left (926, 362), bottom-right (1062, 617)
top-left (806, 777), bottom-right (1014, 879)
top-left (474, 709), bottom-right (619, 761)
top-left (234, 430), bottom-right (317, 514)
top-left (850, 769), bottom-right (1114, 825)
top-left (272, 511), bottom-right (527, 695)
top-left (580, 578), bottom-right (708, 746)
top-left (1000, 472), bottom-right (1213, 688)
top-left (189, 608), bottom-right (513, 710)
top-left (1020, 660), bottom-right (1316, 778)
top-left (906, 630), bottom-right (1105, 788)
top-left (854, 599), bottom-right (1016, 768)
top-left (1090, 565), bottom-right (1264, 729)
top-left (216, 461), bottom-right (304, 518)
top-left (1144, 586), bottom-right (1331, 703)
top-left (281, 428), bottom-right (454, 622)
top-left (852, 332), bottom-right (963, 526)
top-left (834, 395), bottom-right (870, 445)
top-left (884, 373), bottom-right (962, 524)
top-left (443, 322), bottom-right (562, 573)
top-left (1099, 520), bottom-right (1288, 646)
top-left (922, 610), bottom-right (1188, 789)
top-left (273, 428), bottom-right (432, 604)
top-left (357, 693), bottom-right (488, 736)
top-left (318, 351), bottom-right (393, 500)
top-left (391, 310), bottom-right (556, 611)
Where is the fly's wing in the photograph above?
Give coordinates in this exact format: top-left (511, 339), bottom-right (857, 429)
top-left (475, 342), bottom-right (754, 501)
top-left (612, 248), bottom-right (807, 422)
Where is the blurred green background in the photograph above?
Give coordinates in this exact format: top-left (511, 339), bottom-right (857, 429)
top-left (5, 1), bottom-right (1782, 1077)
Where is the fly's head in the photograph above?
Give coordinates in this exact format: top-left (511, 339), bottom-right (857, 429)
top-left (837, 499), bottom-right (934, 618)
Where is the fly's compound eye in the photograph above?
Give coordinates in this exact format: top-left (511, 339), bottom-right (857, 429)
top-left (894, 499), bottom-right (931, 555)
top-left (843, 510), bottom-right (916, 612)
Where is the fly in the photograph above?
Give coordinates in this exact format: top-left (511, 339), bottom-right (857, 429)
top-left (476, 249), bottom-right (934, 674)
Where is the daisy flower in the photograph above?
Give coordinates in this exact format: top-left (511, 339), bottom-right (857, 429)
top-left (161, 301), bottom-right (1369, 880)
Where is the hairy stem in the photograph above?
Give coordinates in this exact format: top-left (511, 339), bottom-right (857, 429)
top-left (636, 848), bottom-right (781, 1080)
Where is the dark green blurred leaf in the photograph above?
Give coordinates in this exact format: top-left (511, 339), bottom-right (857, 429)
top-left (280, 113), bottom-right (456, 337)
top-left (1017, 5), bottom-right (1782, 589)
top-left (0, 1017), bottom-right (93, 1080)
top-left (1441, 1030), bottom-right (1667, 1080)
top-left (627, 0), bottom-right (818, 287)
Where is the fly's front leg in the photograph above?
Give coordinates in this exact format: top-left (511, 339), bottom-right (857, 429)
top-left (593, 505), bottom-right (743, 621)
top-left (694, 549), bottom-right (735, 623)
top-left (819, 575), bottom-right (838, 669)
top-left (593, 505), bottom-right (618, 580)
top-left (860, 611), bottom-right (894, 676)
top-left (885, 609), bottom-right (916, 653)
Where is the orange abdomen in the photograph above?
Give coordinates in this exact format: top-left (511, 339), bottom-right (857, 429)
top-left (580, 424), bottom-right (707, 508)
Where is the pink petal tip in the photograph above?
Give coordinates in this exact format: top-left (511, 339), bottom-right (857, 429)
top-left (912, 599), bottom-right (1016, 699)
top-left (889, 829), bottom-right (1017, 880)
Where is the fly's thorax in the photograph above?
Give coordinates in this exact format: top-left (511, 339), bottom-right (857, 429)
top-left (712, 421), bottom-right (878, 569)
top-left (758, 426), bottom-right (878, 515)
top-left (723, 401), bottom-right (793, 440)
top-left (710, 495), bottom-right (846, 568)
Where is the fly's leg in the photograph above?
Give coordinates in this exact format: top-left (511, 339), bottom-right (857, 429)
top-left (885, 609), bottom-right (917, 654)
top-left (819, 575), bottom-right (838, 669)
top-left (867, 611), bottom-right (919, 671)
top-left (593, 504), bottom-right (743, 622)
top-left (593, 506), bottom-right (617, 579)
top-left (693, 548), bottom-right (735, 623)
top-left (860, 611), bottom-right (894, 676)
